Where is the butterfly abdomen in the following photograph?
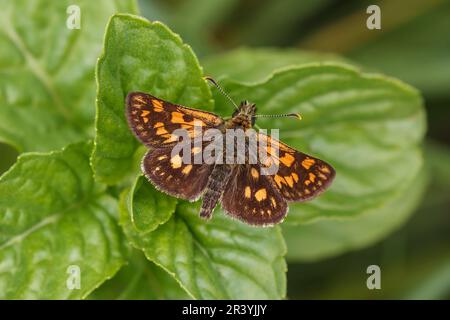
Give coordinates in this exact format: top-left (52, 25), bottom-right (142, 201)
top-left (200, 164), bottom-right (232, 219)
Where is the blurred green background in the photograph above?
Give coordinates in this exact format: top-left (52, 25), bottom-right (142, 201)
top-left (1, 0), bottom-right (449, 299)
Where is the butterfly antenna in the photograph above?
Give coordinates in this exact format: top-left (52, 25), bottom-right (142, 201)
top-left (204, 76), bottom-right (239, 111)
top-left (253, 113), bottom-right (302, 120)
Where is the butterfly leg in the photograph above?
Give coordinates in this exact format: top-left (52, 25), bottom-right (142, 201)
top-left (200, 164), bottom-right (232, 219)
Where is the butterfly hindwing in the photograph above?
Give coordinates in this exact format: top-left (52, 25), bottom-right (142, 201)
top-left (142, 147), bottom-right (214, 201)
top-left (259, 133), bottom-right (335, 202)
top-left (126, 92), bottom-right (223, 147)
top-left (221, 164), bottom-right (288, 226)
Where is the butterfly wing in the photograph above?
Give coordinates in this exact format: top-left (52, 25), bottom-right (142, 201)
top-left (258, 133), bottom-right (335, 202)
top-left (126, 92), bottom-right (223, 147)
top-left (126, 92), bottom-right (223, 201)
top-left (221, 164), bottom-right (288, 226)
top-left (141, 147), bottom-right (213, 201)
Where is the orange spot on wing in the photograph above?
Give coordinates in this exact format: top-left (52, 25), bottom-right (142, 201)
top-left (284, 176), bottom-right (294, 187)
top-left (182, 165), bottom-right (193, 175)
top-left (170, 155), bottom-right (182, 168)
top-left (152, 99), bottom-right (163, 109)
top-left (245, 186), bottom-right (251, 198)
top-left (263, 155), bottom-right (279, 167)
top-left (255, 188), bottom-right (267, 201)
top-left (271, 197), bottom-right (277, 208)
top-left (274, 175), bottom-right (286, 188)
top-left (156, 127), bottom-right (168, 135)
top-left (171, 112), bottom-right (184, 123)
top-left (279, 153), bottom-right (295, 167)
top-left (182, 109), bottom-right (222, 126)
top-left (171, 112), bottom-right (205, 127)
top-left (309, 173), bottom-right (316, 182)
top-left (301, 158), bottom-right (315, 169)
top-left (163, 134), bottom-right (178, 144)
top-left (320, 166), bottom-right (331, 174)
top-left (133, 96), bottom-right (146, 104)
top-left (251, 168), bottom-right (259, 179)
top-left (318, 172), bottom-right (328, 180)
top-left (141, 110), bottom-right (150, 117)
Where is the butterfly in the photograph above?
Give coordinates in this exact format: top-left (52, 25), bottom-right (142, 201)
top-left (126, 77), bottom-right (335, 226)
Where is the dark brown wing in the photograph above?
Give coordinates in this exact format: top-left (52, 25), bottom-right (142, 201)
top-left (142, 147), bottom-right (213, 201)
top-left (258, 133), bottom-right (335, 202)
top-left (126, 92), bottom-right (223, 148)
top-left (221, 164), bottom-right (288, 226)
top-left (127, 92), bottom-right (223, 201)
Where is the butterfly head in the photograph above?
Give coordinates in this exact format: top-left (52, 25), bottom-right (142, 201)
top-left (204, 76), bottom-right (302, 126)
top-left (228, 100), bottom-right (256, 128)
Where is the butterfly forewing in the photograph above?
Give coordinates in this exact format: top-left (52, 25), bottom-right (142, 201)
top-left (258, 133), bottom-right (335, 202)
top-left (126, 92), bottom-right (223, 147)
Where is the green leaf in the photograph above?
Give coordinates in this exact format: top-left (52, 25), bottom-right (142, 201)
top-left (120, 191), bottom-right (287, 300)
top-left (348, 1), bottom-right (450, 98)
top-left (164, 0), bottom-right (240, 56)
top-left (232, 0), bottom-right (333, 47)
top-left (0, 0), bottom-right (138, 152)
top-left (89, 248), bottom-right (190, 300)
top-left (0, 142), bottom-right (18, 175)
top-left (130, 175), bottom-right (177, 233)
top-left (203, 47), bottom-right (346, 83)
top-left (0, 142), bottom-right (125, 299)
top-left (208, 62), bottom-right (426, 225)
top-left (92, 14), bottom-right (213, 184)
top-left (287, 143), bottom-right (450, 298)
top-left (283, 166), bottom-right (427, 262)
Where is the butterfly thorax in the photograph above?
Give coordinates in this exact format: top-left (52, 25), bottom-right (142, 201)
top-left (201, 101), bottom-right (257, 218)
top-left (225, 101), bottom-right (256, 130)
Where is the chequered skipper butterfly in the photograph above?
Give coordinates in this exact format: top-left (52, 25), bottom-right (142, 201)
top-left (126, 77), bottom-right (335, 226)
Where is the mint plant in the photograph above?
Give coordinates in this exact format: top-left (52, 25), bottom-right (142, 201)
top-left (0, 1), bottom-right (426, 299)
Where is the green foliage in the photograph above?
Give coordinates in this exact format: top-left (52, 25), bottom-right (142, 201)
top-left (120, 191), bottom-right (286, 299)
top-left (287, 143), bottom-right (450, 299)
top-left (0, 0), bottom-right (138, 152)
top-left (203, 48), bottom-right (347, 83)
top-left (348, 1), bottom-right (450, 97)
top-left (0, 1), bottom-right (431, 299)
top-left (89, 249), bottom-right (191, 300)
top-left (130, 175), bottom-right (178, 233)
top-left (283, 167), bottom-right (427, 261)
top-left (0, 142), bottom-right (125, 299)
